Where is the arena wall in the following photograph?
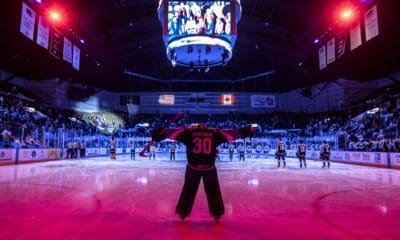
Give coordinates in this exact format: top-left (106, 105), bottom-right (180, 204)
top-left (0, 147), bottom-right (399, 170)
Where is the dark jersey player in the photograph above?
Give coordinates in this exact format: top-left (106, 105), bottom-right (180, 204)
top-left (151, 123), bottom-right (254, 222)
top-left (296, 140), bottom-right (307, 168)
top-left (320, 141), bottom-right (331, 168)
top-left (276, 138), bottom-right (286, 168)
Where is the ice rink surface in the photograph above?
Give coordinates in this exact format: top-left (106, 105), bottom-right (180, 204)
top-left (0, 153), bottom-right (400, 240)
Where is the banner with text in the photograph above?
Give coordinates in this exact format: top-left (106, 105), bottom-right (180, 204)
top-left (63, 37), bottom-right (73, 63)
top-left (318, 45), bottom-right (327, 70)
top-left (20, 2), bottom-right (36, 40)
top-left (72, 45), bottom-right (81, 70)
top-left (0, 149), bottom-right (16, 164)
top-left (18, 149), bottom-right (60, 162)
top-left (50, 28), bottom-right (62, 59)
top-left (251, 95), bottom-right (276, 108)
top-left (327, 38), bottom-right (336, 64)
top-left (390, 153), bottom-right (400, 168)
top-left (350, 22), bottom-right (362, 51)
top-left (36, 16), bottom-right (50, 49)
top-left (364, 5), bottom-right (379, 42)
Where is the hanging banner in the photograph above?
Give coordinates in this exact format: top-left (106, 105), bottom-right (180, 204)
top-left (251, 95), bottom-right (275, 108)
top-left (63, 37), bottom-right (73, 63)
top-left (36, 16), bottom-right (50, 49)
top-left (72, 45), bottom-right (81, 70)
top-left (350, 22), bottom-right (362, 51)
top-left (20, 2), bottom-right (36, 40)
top-left (364, 5), bottom-right (379, 42)
top-left (327, 38), bottom-right (336, 64)
top-left (50, 28), bottom-right (62, 59)
top-left (336, 31), bottom-right (346, 58)
top-left (318, 45), bottom-right (327, 70)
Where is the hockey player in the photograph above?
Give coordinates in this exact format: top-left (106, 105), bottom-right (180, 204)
top-left (255, 143), bottom-right (262, 159)
top-left (130, 141), bottom-right (136, 160)
top-left (228, 143), bottom-right (234, 161)
top-left (66, 141), bottom-right (73, 159)
top-left (238, 143), bottom-right (245, 161)
top-left (149, 145), bottom-right (156, 160)
top-left (72, 140), bottom-right (78, 159)
top-left (110, 136), bottom-right (116, 160)
top-left (215, 146), bottom-right (221, 162)
top-left (170, 142), bottom-right (176, 161)
top-left (320, 140), bottom-right (331, 168)
top-left (80, 141), bottom-right (86, 158)
top-left (276, 138), bottom-right (286, 168)
top-left (296, 140), bottom-right (307, 168)
top-left (150, 123), bottom-right (254, 222)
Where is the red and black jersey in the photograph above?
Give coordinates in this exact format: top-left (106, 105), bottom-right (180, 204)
top-left (321, 143), bottom-right (331, 156)
top-left (276, 141), bottom-right (286, 153)
top-left (156, 126), bottom-right (253, 168)
top-left (297, 143), bottom-right (306, 156)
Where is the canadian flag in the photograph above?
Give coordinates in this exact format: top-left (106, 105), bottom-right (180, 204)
top-left (221, 94), bottom-right (234, 105)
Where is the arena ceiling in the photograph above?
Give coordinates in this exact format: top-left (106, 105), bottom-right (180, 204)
top-left (0, 0), bottom-right (399, 93)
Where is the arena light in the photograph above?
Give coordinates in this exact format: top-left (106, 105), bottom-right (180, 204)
top-left (334, 2), bottom-right (358, 24)
top-left (48, 10), bottom-right (61, 23)
top-left (341, 9), bottom-right (354, 19)
top-left (138, 123), bottom-right (150, 127)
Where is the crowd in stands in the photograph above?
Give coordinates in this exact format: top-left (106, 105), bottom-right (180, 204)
top-left (1, 84), bottom-right (400, 152)
top-left (0, 86), bottom-right (96, 149)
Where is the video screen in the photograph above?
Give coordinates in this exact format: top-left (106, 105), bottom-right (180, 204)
top-left (167, 1), bottom-right (231, 41)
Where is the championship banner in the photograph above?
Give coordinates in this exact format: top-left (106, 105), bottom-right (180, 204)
top-left (20, 2), bottom-right (36, 40)
top-left (350, 22), bottom-right (362, 51)
top-left (318, 45), bottom-right (327, 70)
top-left (336, 31), bottom-right (346, 58)
top-left (327, 38), bottom-right (335, 64)
top-left (63, 37), bottom-right (73, 63)
top-left (251, 95), bottom-right (275, 108)
top-left (364, 5), bottom-right (379, 42)
top-left (50, 28), bottom-right (62, 59)
top-left (36, 16), bottom-right (50, 49)
top-left (72, 45), bottom-right (81, 70)
top-left (220, 94), bottom-right (234, 105)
